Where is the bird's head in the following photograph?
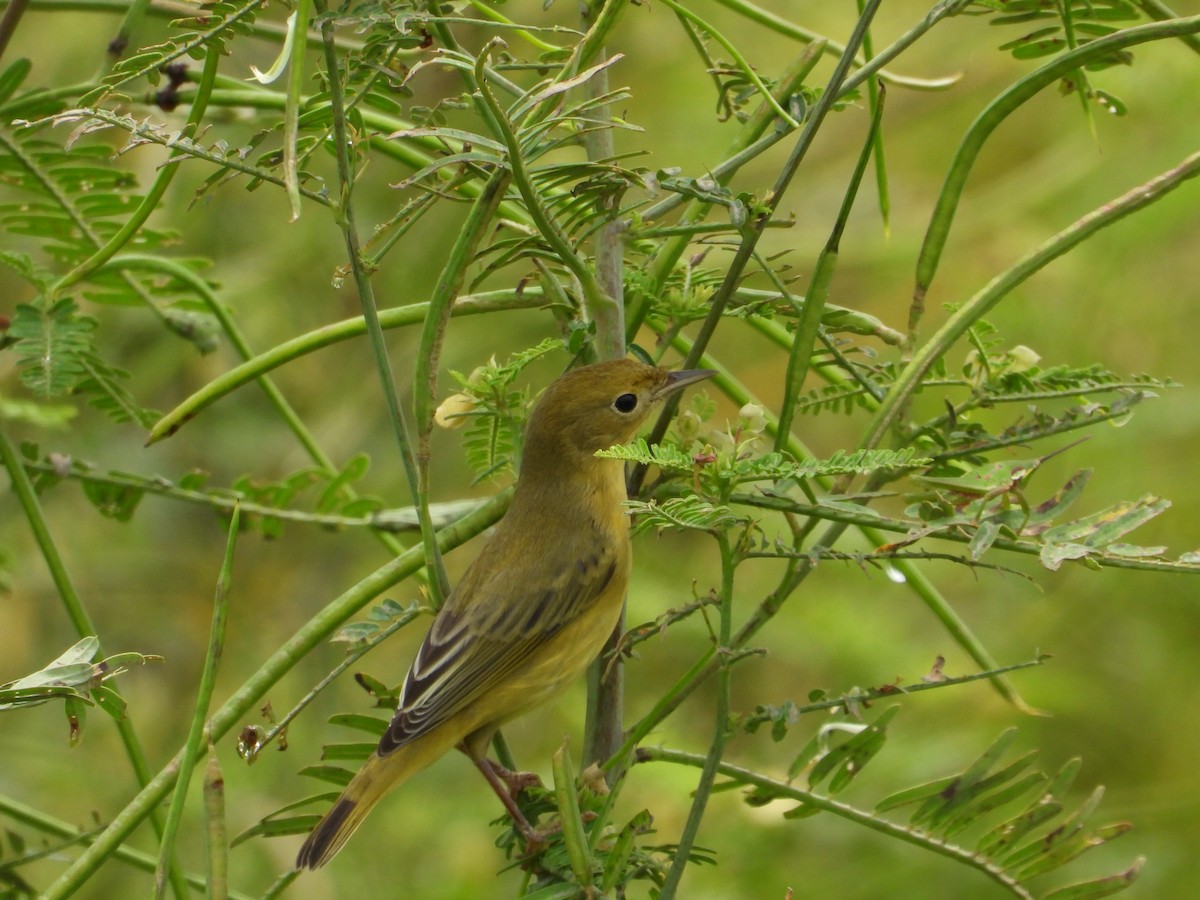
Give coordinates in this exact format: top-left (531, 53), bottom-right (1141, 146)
top-left (524, 359), bottom-right (714, 459)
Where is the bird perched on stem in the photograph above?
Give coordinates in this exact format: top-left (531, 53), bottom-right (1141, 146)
top-left (296, 358), bottom-right (714, 869)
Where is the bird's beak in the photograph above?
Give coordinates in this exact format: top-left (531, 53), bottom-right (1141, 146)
top-left (656, 368), bottom-right (716, 399)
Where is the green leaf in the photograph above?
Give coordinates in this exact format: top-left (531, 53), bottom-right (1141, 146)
top-left (81, 478), bottom-right (145, 521)
top-left (600, 810), bottom-right (649, 893)
top-left (91, 684), bottom-right (127, 720)
top-left (1042, 496), bottom-right (1170, 548)
top-left (0, 58), bottom-right (31, 105)
top-left (626, 496), bottom-right (743, 536)
top-left (912, 728), bottom-right (1018, 827)
top-left (65, 695), bottom-right (86, 746)
top-left (319, 742), bottom-right (376, 762)
top-left (874, 776), bottom-right (958, 814)
top-left (297, 764), bottom-right (356, 787)
top-left (941, 769), bottom-right (1047, 840)
top-left (326, 713), bottom-right (389, 736)
top-left (1042, 857), bottom-right (1144, 899)
top-left (9, 300), bottom-right (96, 397)
top-left (1005, 784), bottom-right (1106, 871)
top-left (808, 707), bottom-right (899, 793)
top-left (231, 813), bottom-right (322, 847)
top-left (73, 355), bottom-right (161, 428)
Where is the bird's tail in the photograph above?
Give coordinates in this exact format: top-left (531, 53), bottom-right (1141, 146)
top-left (295, 739), bottom-right (436, 869)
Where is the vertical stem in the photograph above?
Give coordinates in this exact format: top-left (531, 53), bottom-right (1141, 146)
top-left (632, 0), bottom-right (882, 494)
top-left (413, 170), bottom-right (510, 603)
top-left (578, 4), bottom-right (627, 769)
top-left (0, 427), bottom-right (189, 900)
top-left (154, 506), bottom-right (238, 898)
top-left (283, 0), bottom-right (313, 221)
top-left (658, 530), bottom-right (736, 899)
top-left (320, 19), bottom-right (447, 598)
top-left (203, 750), bottom-right (227, 900)
top-left (0, 0), bottom-right (28, 62)
top-left (775, 82), bottom-right (885, 450)
top-left (624, 41), bottom-right (824, 340)
top-left (856, 0), bottom-right (890, 233)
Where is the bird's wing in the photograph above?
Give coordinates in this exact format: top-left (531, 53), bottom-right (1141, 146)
top-left (377, 538), bottom-right (620, 755)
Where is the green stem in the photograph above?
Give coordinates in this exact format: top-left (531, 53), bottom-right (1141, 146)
top-left (911, 15), bottom-right (1200, 329)
top-left (19, 457), bottom-right (482, 533)
top-left (413, 170), bottom-right (511, 603)
top-left (283, 0), bottom-right (313, 221)
top-left (634, 0), bottom-right (882, 491)
top-left (881, 148), bottom-right (1200, 450)
top-left (5, 0), bottom-right (367, 51)
top-left (147, 290), bottom-right (546, 444)
top-left (856, 0), bottom-right (890, 231)
top-left (154, 507), bottom-right (238, 898)
top-left (658, 0), bottom-right (799, 129)
top-left (839, 0), bottom-right (973, 97)
top-left (658, 531), bottom-right (736, 899)
top-left (636, 747), bottom-right (1035, 900)
top-left (474, 38), bottom-right (609, 319)
top-left (0, 794), bottom-right (252, 899)
top-left (320, 19), bottom-right (439, 597)
top-left (1135, 0), bottom-right (1200, 53)
top-left (775, 81), bottom-right (884, 451)
top-left (203, 752), bottom-right (227, 900)
top-left (712, 0), bottom-right (966, 92)
top-left (733, 493), bottom-right (1200, 576)
top-left (41, 492), bottom-right (509, 899)
top-left (107, 0), bottom-right (150, 59)
top-left (463, 0), bottom-right (563, 53)
top-left (0, 427), bottom-right (188, 900)
top-left (625, 40), bottom-right (825, 339)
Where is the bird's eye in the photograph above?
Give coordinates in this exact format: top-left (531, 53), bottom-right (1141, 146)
top-left (613, 393), bottom-right (638, 414)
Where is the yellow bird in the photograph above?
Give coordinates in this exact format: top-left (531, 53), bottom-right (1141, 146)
top-left (297, 358), bottom-right (714, 869)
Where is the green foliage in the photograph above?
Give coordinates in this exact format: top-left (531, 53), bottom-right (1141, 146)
top-left (0, 637), bottom-right (161, 745)
top-left (0, 1), bottom-right (1197, 898)
top-left (599, 437), bottom-right (929, 491)
top-left (443, 338), bottom-right (566, 480)
top-left (719, 709), bottom-right (1140, 898)
top-left (8, 301), bottom-right (94, 398)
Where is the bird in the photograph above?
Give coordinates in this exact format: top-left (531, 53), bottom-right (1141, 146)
top-left (296, 358), bottom-right (715, 869)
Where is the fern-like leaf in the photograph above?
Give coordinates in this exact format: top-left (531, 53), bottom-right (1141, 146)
top-left (626, 496), bottom-right (744, 535)
top-left (9, 299), bottom-right (95, 397)
top-left (74, 355), bottom-right (160, 428)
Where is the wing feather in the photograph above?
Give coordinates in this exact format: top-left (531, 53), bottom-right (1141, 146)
top-left (378, 537), bottom-right (618, 756)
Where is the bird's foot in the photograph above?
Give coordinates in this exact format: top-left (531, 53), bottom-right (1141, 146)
top-left (490, 762), bottom-right (543, 797)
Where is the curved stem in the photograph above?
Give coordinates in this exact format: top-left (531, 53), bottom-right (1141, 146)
top-left (633, 0), bottom-right (881, 494)
top-left (0, 427), bottom-right (189, 899)
top-left (637, 747), bottom-right (1035, 900)
top-left (911, 15), bottom-right (1200, 321)
top-left (712, 0), bottom-right (965, 91)
top-left (0, 794), bottom-right (251, 899)
top-left (147, 290), bottom-right (546, 444)
top-left (658, 530), bottom-right (736, 898)
top-left (41, 492), bottom-right (510, 899)
top-left (878, 149), bottom-right (1200, 450)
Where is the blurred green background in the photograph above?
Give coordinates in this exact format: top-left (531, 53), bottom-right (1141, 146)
top-left (2, 3), bottom-right (1199, 898)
